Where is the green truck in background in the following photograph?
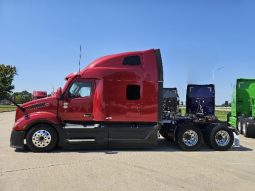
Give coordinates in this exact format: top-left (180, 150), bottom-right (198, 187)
top-left (228, 79), bottom-right (255, 138)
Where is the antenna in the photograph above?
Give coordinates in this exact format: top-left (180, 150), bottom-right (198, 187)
top-left (78, 45), bottom-right (82, 75)
top-left (51, 85), bottom-right (55, 94)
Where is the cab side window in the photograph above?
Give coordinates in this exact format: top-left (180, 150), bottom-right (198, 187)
top-left (123, 56), bottom-right (141, 65)
top-left (68, 81), bottom-right (92, 98)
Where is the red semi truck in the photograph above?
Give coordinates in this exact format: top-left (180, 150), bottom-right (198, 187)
top-left (10, 49), bottom-right (238, 152)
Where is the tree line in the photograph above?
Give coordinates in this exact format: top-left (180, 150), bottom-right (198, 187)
top-left (0, 64), bottom-right (32, 104)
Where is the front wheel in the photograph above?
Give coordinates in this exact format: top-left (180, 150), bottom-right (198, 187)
top-left (242, 120), bottom-right (248, 137)
top-left (243, 121), bottom-right (255, 138)
top-left (26, 124), bottom-right (58, 152)
top-left (177, 123), bottom-right (203, 151)
top-left (209, 126), bottom-right (234, 151)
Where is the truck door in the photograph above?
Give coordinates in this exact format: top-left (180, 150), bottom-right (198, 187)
top-left (58, 79), bottom-right (108, 147)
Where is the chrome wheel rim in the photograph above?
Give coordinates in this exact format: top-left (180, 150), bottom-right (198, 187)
top-left (242, 123), bottom-right (246, 134)
top-left (32, 130), bottom-right (52, 148)
top-left (238, 122), bottom-right (241, 131)
top-left (182, 130), bottom-right (198, 147)
top-left (215, 130), bottom-right (230, 146)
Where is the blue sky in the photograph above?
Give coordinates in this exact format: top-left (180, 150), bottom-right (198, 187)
top-left (1, 0), bottom-right (255, 104)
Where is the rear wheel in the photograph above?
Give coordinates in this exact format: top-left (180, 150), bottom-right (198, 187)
top-left (209, 125), bottom-right (234, 151)
top-left (26, 124), bottom-right (58, 152)
top-left (243, 120), bottom-right (255, 138)
top-left (177, 123), bottom-right (203, 151)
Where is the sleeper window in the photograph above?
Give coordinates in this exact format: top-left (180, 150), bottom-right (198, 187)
top-left (126, 85), bottom-right (140, 100)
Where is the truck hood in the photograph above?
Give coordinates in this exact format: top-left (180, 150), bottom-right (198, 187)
top-left (15, 95), bottom-right (58, 121)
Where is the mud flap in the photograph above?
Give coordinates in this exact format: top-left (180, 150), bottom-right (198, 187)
top-left (232, 132), bottom-right (240, 147)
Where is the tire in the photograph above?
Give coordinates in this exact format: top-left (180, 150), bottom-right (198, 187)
top-left (177, 123), bottom-right (203, 151)
top-left (243, 120), bottom-right (255, 138)
top-left (242, 120), bottom-right (248, 137)
top-left (237, 119), bottom-right (243, 134)
top-left (209, 125), bottom-right (234, 151)
top-left (26, 124), bottom-right (58, 152)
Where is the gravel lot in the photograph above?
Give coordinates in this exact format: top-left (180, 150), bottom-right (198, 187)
top-left (1, 112), bottom-right (255, 191)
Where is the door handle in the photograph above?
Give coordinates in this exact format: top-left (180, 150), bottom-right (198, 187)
top-left (137, 106), bottom-right (141, 112)
top-left (84, 113), bottom-right (92, 118)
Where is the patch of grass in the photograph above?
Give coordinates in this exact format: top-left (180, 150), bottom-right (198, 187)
top-left (180, 107), bottom-right (186, 115)
top-left (215, 110), bottom-right (229, 121)
top-left (0, 105), bottom-right (16, 112)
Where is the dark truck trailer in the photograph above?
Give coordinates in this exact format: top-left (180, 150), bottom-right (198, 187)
top-left (10, 49), bottom-right (238, 152)
top-left (228, 79), bottom-right (255, 138)
top-left (160, 84), bottom-right (238, 151)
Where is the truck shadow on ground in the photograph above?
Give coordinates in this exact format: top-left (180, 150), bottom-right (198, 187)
top-left (100, 139), bottom-right (252, 154)
top-left (16, 138), bottom-right (252, 154)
